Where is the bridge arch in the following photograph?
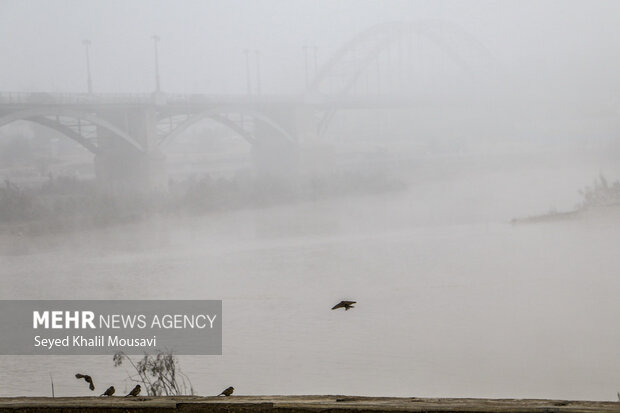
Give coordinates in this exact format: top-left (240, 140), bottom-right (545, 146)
top-left (309, 20), bottom-right (498, 136)
top-left (159, 107), bottom-right (297, 148)
top-left (311, 20), bottom-right (497, 95)
top-left (0, 107), bottom-right (145, 153)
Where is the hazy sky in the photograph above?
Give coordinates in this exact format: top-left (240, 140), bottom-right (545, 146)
top-left (1, 0), bottom-right (620, 96)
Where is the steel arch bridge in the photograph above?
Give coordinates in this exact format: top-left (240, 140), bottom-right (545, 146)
top-left (310, 20), bottom-right (497, 95)
top-left (308, 20), bottom-right (499, 137)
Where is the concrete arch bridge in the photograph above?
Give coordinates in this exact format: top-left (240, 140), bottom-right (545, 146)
top-left (0, 21), bottom-right (496, 190)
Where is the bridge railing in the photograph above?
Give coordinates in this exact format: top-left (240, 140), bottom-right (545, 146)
top-left (0, 91), bottom-right (309, 106)
top-left (0, 92), bottom-right (256, 105)
top-left (0, 92), bottom-right (157, 105)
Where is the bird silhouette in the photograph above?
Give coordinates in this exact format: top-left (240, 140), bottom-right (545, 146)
top-left (101, 386), bottom-right (115, 397)
top-left (126, 384), bottom-right (141, 397)
top-left (75, 373), bottom-right (95, 391)
top-left (218, 386), bottom-right (234, 396)
top-left (332, 300), bottom-right (356, 311)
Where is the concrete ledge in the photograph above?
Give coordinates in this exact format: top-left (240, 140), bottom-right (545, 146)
top-left (0, 396), bottom-right (618, 413)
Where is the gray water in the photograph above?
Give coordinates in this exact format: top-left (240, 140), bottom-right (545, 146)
top-left (2, 149), bottom-right (620, 400)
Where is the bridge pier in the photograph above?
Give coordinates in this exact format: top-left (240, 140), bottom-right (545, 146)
top-left (94, 106), bottom-right (168, 191)
top-left (247, 106), bottom-right (303, 186)
top-left (248, 104), bottom-right (340, 187)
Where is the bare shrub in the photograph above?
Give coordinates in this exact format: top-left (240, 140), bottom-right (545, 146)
top-left (113, 350), bottom-right (194, 396)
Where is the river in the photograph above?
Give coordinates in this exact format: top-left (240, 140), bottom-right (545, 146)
top-left (2, 148), bottom-right (620, 400)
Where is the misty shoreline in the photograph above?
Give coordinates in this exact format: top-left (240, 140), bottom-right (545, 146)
top-left (0, 168), bottom-right (406, 237)
top-left (3, 147), bottom-right (620, 238)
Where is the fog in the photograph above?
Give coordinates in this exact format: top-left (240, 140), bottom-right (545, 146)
top-left (3, 0), bottom-right (620, 97)
top-left (1, 0), bottom-right (620, 402)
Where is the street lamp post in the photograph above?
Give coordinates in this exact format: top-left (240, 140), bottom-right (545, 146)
top-left (254, 50), bottom-right (261, 95)
top-left (152, 35), bottom-right (161, 92)
top-left (82, 39), bottom-right (93, 94)
top-left (302, 45), bottom-right (309, 90)
top-left (243, 49), bottom-right (252, 94)
top-left (312, 46), bottom-right (318, 79)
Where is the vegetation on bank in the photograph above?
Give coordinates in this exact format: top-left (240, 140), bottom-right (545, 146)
top-left (512, 174), bottom-right (620, 224)
top-left (0, 169), bottom-right (404, 235)
top-left (578, 174), bottom-right (620, 208)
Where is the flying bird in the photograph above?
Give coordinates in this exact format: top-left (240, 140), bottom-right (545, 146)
top-left (332, 300), bottom-right (356, 311)
top-left (75, 373), bottom-right (95, 391)
top-left (101, 386), bottom-right (115, 397)
top-left (218, 386), bottom-right (234, 396)
top-left (126, 384), bottom-right (141, 397)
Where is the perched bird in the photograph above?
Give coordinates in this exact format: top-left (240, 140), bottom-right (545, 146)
top-left (218, 386), bottom-right (234, 396)
top-left (101, 386), bottom-right (115, 397)
top-left (75, 373), bottom-right (95, 391)
top-left (332, 300), bottom-right (356, 311)
top-left (126, 384), bottom-right (141, 397)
